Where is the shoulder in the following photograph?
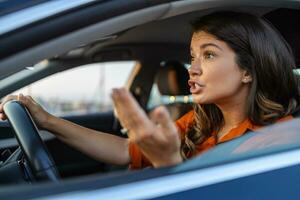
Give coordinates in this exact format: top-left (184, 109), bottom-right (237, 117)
top-left (175, 110), bottom-right (194, 135)
top-left (276, 115), bottom-right (294, 122)
top-left (251, 114), bottom-right (294, 130)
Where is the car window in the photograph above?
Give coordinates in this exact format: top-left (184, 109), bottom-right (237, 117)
top-left (147, 84), bottom-right (192, 110)
top-left (147, 63), bottom-right (192, 110)
top-left (11, 61), bottom-right (136, 116)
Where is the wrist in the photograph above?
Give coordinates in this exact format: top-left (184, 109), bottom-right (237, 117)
top-left (153, 153), bottom-right (183, 168)
top-left (41, 113), bottom-right (57, 130)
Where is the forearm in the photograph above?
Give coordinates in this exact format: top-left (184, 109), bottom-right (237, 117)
top-left (44, 115), bottom-right (131, 165)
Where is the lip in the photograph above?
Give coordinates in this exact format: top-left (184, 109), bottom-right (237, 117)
top-left (188, 80), bottom-right (204, 87)
top-left (188, 79), bottom-right (204, 94)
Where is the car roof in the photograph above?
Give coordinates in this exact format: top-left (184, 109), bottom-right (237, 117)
top-left (0, 0), bottom-right (51, 17)
top-left (1, 1), bottom-right (300, 79)
top-left (0, 0), bottom-right (299, 99)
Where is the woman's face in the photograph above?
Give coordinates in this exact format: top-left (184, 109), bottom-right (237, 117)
top-left (189, 31), bottom-right (250, 105)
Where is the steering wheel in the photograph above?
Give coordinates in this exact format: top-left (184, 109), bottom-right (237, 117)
top-left (3, 100), bottom-right (60, 182)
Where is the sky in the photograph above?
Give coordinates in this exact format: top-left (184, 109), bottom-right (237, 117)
top-left (13, 61), bottom-right (136, 104)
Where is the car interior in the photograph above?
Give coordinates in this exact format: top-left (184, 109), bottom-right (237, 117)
top-left (0, 1), bottom-right (300, 188)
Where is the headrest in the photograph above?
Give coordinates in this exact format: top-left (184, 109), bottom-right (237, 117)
top-left (155, 61), bottom-right (190, 96)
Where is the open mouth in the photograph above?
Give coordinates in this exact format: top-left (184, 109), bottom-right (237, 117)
top-left (188, 80), bottom-right (204, 94)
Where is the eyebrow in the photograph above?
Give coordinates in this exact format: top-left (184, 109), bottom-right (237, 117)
top-left (191, 43), bottom-right (223, 53)
top-left (200, 43), bottom-right (223, 51)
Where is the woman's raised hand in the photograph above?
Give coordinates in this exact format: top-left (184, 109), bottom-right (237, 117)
top-left (0, 94), bottom-right (52, 129)
top-left (111, 88), bottom-right (182, 168)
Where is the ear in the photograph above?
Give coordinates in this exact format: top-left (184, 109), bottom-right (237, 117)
top-left (242, 70), bottom-right (252, 83)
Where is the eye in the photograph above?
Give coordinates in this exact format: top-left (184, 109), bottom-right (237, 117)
top-left (203, 51), bottom-right (216, 60)
top-left (190, 55), bottom-right (195, 63)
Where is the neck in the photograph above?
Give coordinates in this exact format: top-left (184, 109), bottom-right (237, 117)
top-left (217, 102), bottom-right (247, 129)
top-left (215, 87), bottom-right (249, 129)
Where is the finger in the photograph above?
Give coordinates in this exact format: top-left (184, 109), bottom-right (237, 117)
top-left (112, 88), bottom-right (155, 143)
top-left (18, 94), bottom-right (30, 106)
top-left (26, 95), bottom-right (38, 105)
top-left (111, 89), bottom-right (129, 127)
top-left (0, 113), bottom-right (7, 120)
top-left (17, 94), bottom-right (29, 108)
top-left (18, 94), bottom-right (37, 110)
top-left (112, 89), bottom-right (151, 139)
top-left (0, 95), bottom-right (18, 113)
top-left (0, 101), bottom-right (3, 113)
top-left (151, 106), bottom-right (178, 137)
top-left (112, 88), bottom-right (151, 129)
top-left (0, 95), bottom-right (19, 120)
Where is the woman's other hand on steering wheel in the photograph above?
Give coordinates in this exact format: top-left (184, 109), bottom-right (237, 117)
top-left (0, 94), bottom-right (52, 129)
top-left (112, 88), bottom-right (183, 168)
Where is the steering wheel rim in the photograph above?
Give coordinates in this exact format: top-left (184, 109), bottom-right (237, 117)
top-left (3, 100), bottom-right (60, 182)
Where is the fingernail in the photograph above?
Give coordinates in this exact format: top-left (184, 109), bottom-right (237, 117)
top-left (112, 88), bottom-right (119, 94)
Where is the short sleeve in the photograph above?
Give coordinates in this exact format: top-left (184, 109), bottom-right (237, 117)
top-left (175, 110), bottom-right (195, 140)
top-left (128, 141), bottom-right (151, 169)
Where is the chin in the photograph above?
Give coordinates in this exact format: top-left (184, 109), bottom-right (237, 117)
top-left (192, 94), bottom-right (206, 104)
top-left (192, 94), bottom-right (215, 105)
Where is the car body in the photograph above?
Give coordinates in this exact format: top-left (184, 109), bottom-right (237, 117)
top-left (0, 0), bottom-right (300, 199)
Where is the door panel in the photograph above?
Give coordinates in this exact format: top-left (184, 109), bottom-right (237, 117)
top-left (48, 111), bottom-right (126, 177)
top-left (0, 110), bottom-right (126, 178)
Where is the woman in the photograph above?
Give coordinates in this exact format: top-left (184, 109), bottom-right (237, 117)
top-left (0, 11), bottom-right (299, 169)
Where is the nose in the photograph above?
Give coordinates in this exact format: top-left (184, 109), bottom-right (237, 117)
top-left (188, 62), bottom-right (202, 77)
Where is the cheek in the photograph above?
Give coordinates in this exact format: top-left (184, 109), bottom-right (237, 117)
top-left (204, 62), bottom-right (243, 98)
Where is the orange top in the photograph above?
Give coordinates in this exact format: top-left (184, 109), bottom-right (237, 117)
top-left (128, 110), bottom-right (293, 169)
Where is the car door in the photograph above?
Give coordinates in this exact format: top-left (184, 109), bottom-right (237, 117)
top-left (0, 60), bottom-right (137, 177)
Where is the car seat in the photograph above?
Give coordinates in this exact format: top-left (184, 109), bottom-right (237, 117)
top-left (155, 60), bottom-right (193, 120)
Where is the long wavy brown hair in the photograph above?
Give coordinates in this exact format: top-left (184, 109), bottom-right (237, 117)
top-left (181, 11), bottom-right (300, 159)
